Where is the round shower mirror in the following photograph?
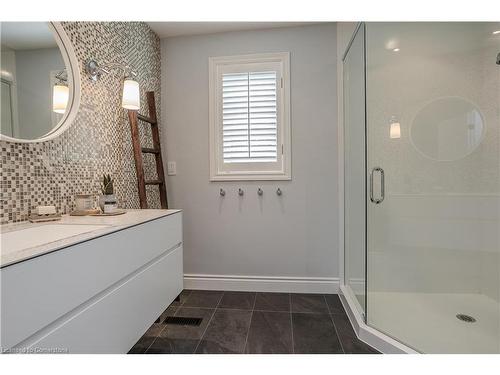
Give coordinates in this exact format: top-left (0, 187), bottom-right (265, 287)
top-left (0, 22), bottom-right (80, 143)
top-left (410, 97), bottom-right (485, 161)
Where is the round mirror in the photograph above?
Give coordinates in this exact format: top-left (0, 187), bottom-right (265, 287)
top-left (410, 97), bottom-right (485, 161)
top-left (0, 22), bottom-right (80, 142)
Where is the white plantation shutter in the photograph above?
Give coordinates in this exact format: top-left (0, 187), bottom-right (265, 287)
top-left (222, 71), bottom-right (278, 163)
top-left (209, 52), bottom-right (291, 181)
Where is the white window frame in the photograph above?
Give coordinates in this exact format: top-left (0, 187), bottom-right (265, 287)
top-left (209, 52), bottom-right (291, 181)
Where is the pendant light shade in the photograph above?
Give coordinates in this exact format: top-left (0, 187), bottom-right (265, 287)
top-left (122, 78), bottom-right (140, 110)
top-left (52, 84), bottom-right (69, 114)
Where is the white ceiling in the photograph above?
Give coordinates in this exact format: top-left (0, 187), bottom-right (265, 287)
top-left (1, 22), bottom-right (57, 50)
top-left (147, 22), bottom-right (318, 38)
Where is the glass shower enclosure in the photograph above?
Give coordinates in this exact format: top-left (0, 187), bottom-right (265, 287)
top-left (343, 22), bottom-right (500, 353)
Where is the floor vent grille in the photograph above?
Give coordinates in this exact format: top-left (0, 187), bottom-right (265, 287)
top-left (456, 314), bottom-right (476, 323)
top-left (164, 316), bottom-right (203, 326)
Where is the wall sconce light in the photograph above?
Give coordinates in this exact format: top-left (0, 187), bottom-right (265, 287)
top-left (389, 116), bottom-right (401, 139)
top-left (52, 70), bottom-right (69, 114)
top-left (85, 60), bottom-right (140, 110)
top-left (122, 78), bottom-right (140, 110)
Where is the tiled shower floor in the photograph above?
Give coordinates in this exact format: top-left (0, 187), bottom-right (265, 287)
top-left (128, 290), bottom-right (379, 354)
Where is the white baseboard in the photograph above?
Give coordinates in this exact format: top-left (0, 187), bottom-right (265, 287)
top-left (184, 274), bottom-right (339, 294)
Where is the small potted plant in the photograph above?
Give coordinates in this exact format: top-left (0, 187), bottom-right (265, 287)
top-left (99, 174), bottom-right (117, 213)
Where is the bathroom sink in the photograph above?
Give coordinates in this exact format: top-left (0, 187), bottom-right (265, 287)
top-left (1, 223), bottom-right (109, 255)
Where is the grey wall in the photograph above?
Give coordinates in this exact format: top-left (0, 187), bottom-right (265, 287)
top-left (161, 24), bottom-right (339, 282)
top-left (1, 46), bottom-right (17, 137)
top-left (15, 47), bottom-right (64, 139)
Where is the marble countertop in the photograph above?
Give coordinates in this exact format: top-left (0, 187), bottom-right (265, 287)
top-left (0, 209), bottom-right (181, 268)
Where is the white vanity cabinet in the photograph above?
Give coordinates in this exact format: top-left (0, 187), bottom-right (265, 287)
top-left (0, 210), bottom-right (183, 354)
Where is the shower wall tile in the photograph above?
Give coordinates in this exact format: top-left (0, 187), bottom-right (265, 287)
top-left (0, 22), bottom-right (162, 224)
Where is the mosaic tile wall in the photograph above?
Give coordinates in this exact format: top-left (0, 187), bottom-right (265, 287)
top-left (0, 22), bottom-right (162, 224)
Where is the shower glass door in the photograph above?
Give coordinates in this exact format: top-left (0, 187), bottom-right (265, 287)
top-left (365, 22), bottom-right (500, 353)
top-left (343, 24), bottom-right (366, 318)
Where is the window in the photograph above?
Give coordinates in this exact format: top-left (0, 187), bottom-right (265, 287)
top-left (209, 52), bottom-right (291, 181)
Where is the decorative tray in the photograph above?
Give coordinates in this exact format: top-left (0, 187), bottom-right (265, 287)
top-left (70, 209), bottom-right (101, 216)
top-left (88, 209), bottom-right (126, 217)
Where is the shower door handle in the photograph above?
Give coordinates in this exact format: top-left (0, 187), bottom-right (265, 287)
top-left (370, 167), bottom-right (385, 204)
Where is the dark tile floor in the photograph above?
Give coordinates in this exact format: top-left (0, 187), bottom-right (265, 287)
top-left (128, 290), bottom-right (379, 354)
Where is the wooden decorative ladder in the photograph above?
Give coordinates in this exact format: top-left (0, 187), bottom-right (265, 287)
top-left (127, 91), bottom-right (168, 209)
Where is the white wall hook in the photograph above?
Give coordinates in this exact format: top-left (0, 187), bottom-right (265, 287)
top-left (257, 188), bottom-right (263, 196)
top-left (276, 187), bottom-right (282, 196)
top-left (238, 188), bottom-right (244, 196)
top-left (220, 188), bottom-right (226, 197)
